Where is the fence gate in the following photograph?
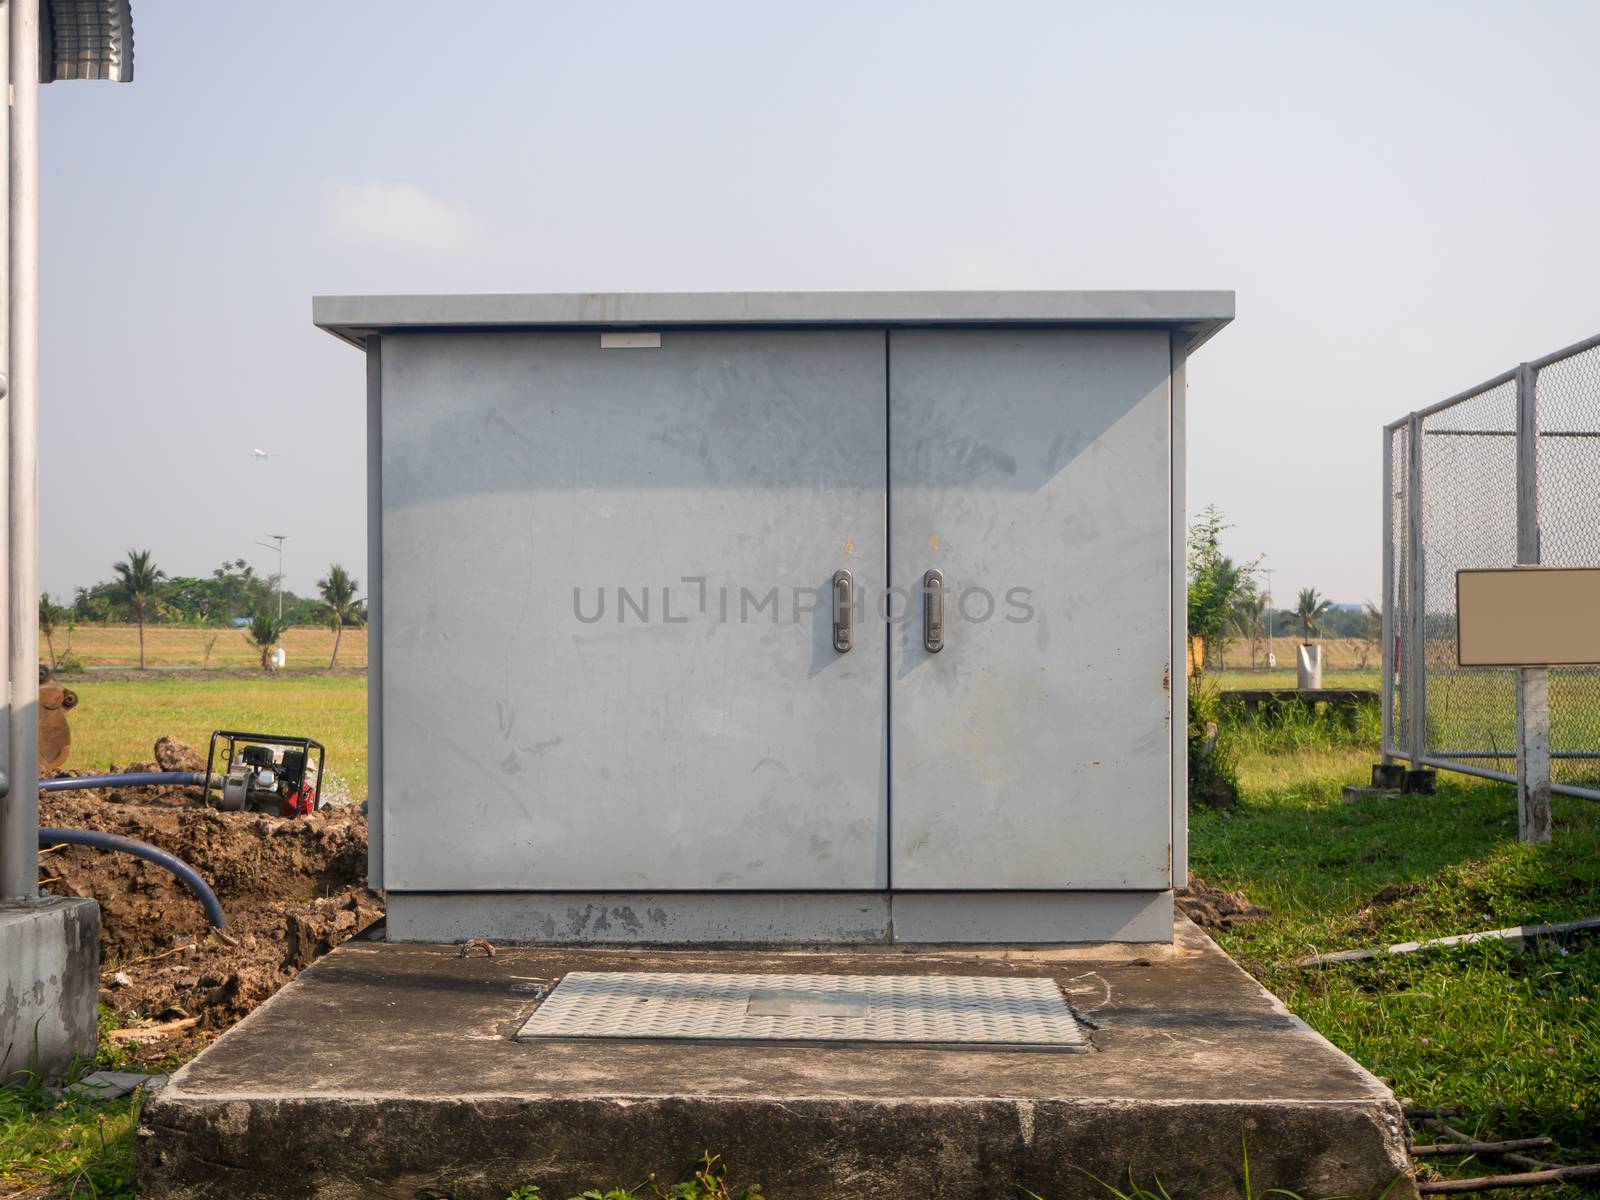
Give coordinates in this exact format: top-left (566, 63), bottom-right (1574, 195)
top-left (1383, 332), bottom-right (1600, 804)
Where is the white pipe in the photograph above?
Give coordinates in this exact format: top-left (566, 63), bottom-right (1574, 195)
top-left (1, 0), bottom-right (38, 900)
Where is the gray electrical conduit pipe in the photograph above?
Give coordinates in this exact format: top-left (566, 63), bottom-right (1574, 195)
top-left (36, 768), bottom-right (227, 928)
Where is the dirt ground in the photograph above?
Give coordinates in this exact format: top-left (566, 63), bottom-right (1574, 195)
top-left (1175, 874), bottom-right (1270, 934)
top-left (35, 738), bottom-right (381, 1066)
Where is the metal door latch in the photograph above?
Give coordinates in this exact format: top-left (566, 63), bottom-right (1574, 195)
top-left (923, 569), bottom-right (944, 652)
top-left (833, 569), bottom-right (853, 652)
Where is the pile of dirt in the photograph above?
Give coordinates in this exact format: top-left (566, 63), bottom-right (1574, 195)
top-left (37, 739), bottom-right (380, 1064)
top-left (1177, 874), bottom-right (1271, 934)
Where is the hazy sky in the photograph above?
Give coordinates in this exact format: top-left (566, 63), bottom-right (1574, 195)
top-left (38, 1), bottom-right (1600, 607)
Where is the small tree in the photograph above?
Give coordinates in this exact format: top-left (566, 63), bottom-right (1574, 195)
top-left (112, 549), bottom-right (165, 670)
top-left (1356, 600), bottom-right (1382, 670)
top-left (1296, 587), bottom-right (1333, 644)
top-left (1187, 505), bottom-right (1259, 673)
top-left (316, 564), bottom-right (363, 669)
top-left (244, 613), bottom-right (284, 673)
top-left (39, 593), bottom-right (67, 668)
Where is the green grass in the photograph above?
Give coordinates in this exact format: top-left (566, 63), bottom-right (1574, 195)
top-left (1421, 666), bottom-right (1600, 791)
top-left (62, 674), bottom-right (368, 799)
top-left (504, 1152), bottom-right (762, 1199)
top-left (1194, 736), bottom-right (1600, 1188)
top-left (0, 1009), bottom-right (204, 1197)
top-left (0, 1081), bottom-right (138, 1198)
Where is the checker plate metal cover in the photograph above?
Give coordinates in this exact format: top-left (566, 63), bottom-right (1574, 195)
top-left (515, 972), bottom-right (1088, 1051)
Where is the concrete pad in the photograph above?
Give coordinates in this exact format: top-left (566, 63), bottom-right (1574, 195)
top-left (139, 920), bottom-right (1416, 1200)
top-left (1, 897), bottom-right (99, 1084)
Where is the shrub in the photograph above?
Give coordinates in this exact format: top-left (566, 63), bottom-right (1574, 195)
top-left (1188, 680), bottom-right (1239, 810)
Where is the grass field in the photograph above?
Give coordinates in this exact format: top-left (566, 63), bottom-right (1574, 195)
top-left (1195, 725), bottom-right (1600, 1190)
top-left (47, 622), bottom-right (367, 671)
top-left (1209, 667), bottom-right (1381, 691)
top-left (64, 675), bottom-right (368, 799)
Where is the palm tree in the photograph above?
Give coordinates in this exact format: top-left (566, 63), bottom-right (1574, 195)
top-left (317, 564), bottom-right (362, 669)
top-left (112, 549), bottom-right (165, 669)
top-left (1231, 592), bottom-right (1268, 669)
top-left (244, 613), bottom-right (284, 673)
top-left (1296, 587), bottom-right (1333, 644)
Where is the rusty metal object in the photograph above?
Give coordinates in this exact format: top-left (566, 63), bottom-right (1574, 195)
top-left (39, 664), bottom-right (76, 773)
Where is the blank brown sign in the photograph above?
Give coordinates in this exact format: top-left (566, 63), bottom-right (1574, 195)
top-left (1456, 567), bottom-right (1600, 666)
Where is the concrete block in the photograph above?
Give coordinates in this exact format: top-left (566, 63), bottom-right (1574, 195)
top-left (63, 1069), bottom-right (167, 1100)
top-left (1342, 785), bottom-right (1401, 805)
top-left (139, 921), bottom-right (1415, 1199)
top-left (1, 897), bottom-right (100, 1083)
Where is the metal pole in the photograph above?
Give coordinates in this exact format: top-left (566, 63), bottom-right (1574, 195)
top-left (1, 0), bottom-right (39, 899)
top-left (0, 0), bottom-right (13, 891)
top-left (1406, 412), bottom-right (1426, 764)
top-left (1263, 567), bottom-right (1274, 668)
top-left (1516, 363), bottom-right (1540, 565)
top-left (1380, 425), bottom-right (1394, 762)
top-left (255, 535), bottom-right (286, 626)
top-left (1514, 361), bottom-right (1551, 842)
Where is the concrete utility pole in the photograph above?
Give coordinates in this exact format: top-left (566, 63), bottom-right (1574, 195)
top-left (0, 0), bottom-right (135, 1083)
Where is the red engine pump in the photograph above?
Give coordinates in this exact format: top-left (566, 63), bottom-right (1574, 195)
top-left (281, 783), bottom-right (317, 818)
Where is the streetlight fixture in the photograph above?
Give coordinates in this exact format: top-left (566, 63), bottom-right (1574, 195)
top-left (256, 535), bottom-right (287, 625)
top-left (1, 0), bottom-right (136, 905)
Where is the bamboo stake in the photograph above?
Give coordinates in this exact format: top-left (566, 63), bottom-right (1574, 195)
top-left (1413, 1138), bottom-right (1552, 1158)
top-left (1418, 1164), bottom-right (1600, 1193)
top-left (1421, 1119), bottom-right (1547, 1173)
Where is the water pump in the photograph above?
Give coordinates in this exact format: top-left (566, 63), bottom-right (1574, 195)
top-left (201, 730), bottom-right (326, 817)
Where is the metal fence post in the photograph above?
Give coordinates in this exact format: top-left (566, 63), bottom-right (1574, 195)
top-left (1515, 361), bottom-right (1551, 842)
top-left (1381, 425), bottom-right (1394, 762)
top-left (1406, 412), bottom-right (1426, 765)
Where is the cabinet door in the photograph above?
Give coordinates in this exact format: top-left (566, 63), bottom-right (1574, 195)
top-left (888, 329), bottom-right (1173, 889)
top-left (382, 330), bottom-right (888, 891)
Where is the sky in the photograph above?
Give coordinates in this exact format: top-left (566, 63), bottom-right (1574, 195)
top-left (37, 1), bottom-right (1600, 608)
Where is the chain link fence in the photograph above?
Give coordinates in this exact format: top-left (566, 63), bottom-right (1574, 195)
top-left (1383, 332), bottom-right (1600, 799)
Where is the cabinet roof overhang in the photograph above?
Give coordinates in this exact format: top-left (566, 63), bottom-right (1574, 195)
top-left (313, 290), bottom-right (1233, 353)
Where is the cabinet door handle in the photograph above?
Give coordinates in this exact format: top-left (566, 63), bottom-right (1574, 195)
top-left (833, 569), bottom-right (853, 653)
top-left (923, 569), bottom-right (945, 653)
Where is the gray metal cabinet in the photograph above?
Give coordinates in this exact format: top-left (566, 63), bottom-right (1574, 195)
top-left (316, 292), bottom-right (1232, 944)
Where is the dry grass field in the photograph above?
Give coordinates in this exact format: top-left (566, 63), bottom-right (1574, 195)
top-left (1206, 636), bottom-right (1381, 675)
top-left (46, 622), bottom-right (368, 671)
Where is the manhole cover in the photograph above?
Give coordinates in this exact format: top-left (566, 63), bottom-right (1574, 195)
top-left (514, 971), bottom-right (1087, 1051)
